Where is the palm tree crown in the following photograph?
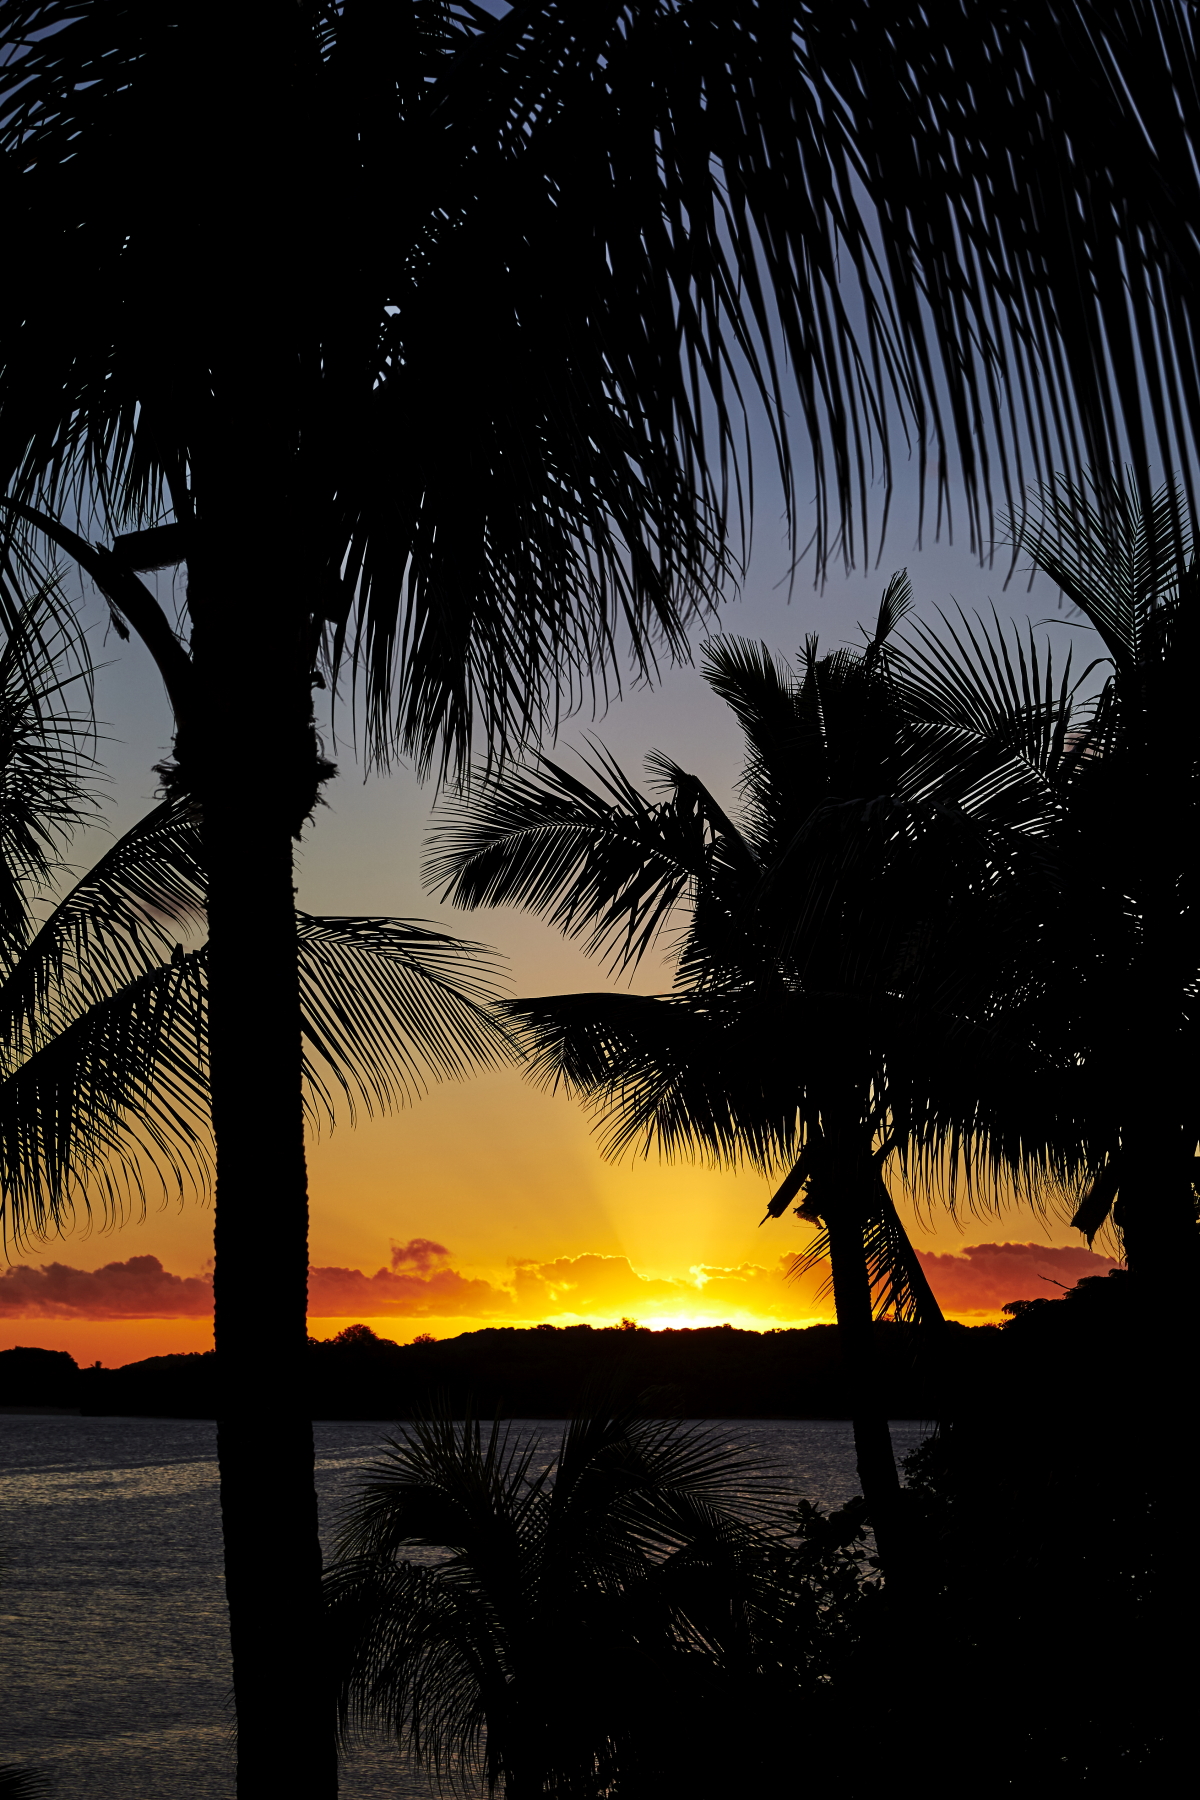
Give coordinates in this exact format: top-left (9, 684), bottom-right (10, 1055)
top-left (427, 576), bottom-right (1090, 1538)
top-left (1008, 478), bottom-right (1200, 1282)
top-left (329, 1408), bottom-right (794, 1799)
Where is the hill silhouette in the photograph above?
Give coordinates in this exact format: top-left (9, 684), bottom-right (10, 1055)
top-left (0, 1276), bottom-right (1134, 1421)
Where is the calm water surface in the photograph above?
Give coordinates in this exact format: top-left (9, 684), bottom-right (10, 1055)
top-left (0, 1415), bottom-right (931, 1797)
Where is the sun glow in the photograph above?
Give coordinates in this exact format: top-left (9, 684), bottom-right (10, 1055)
top-left (595, 1309), bottom-right (828, 1334)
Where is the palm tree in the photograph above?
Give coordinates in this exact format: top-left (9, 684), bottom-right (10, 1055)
top-left (427, 577), bottom-right (1084, 1560)
top-left (327, 1408), bottom-right (792, 1799)
top-left (1007, 478), bottom-right (1200, 1292)
top-left (0, 570), bottom-right (514, 1795)
top-left (0, 552), bottom-right (511, 1239)
top-left (3, 4), bottom-right (1198, 1784)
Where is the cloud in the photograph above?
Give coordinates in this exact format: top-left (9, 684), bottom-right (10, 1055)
top-left (308, 1260), bottom-right (514, 1319)
top-left (390, 1238), bottom-right (452, 1273)
top-left (0, 1255), bottom-right (213, 1320)
top-left (916, 1241), bottom-right (1120, 1314)
top-left (508, 1252), bottom-right (815, 1322)
top-left (511, 1254), bottom-right (679, 1313)
top-left (0, 1245), bottom-right (822, 1326)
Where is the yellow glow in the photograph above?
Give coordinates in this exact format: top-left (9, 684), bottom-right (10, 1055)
top-left (2, 1053), bottom-right (1108, 1365)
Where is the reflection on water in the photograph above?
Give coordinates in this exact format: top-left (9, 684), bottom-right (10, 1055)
top-left (0, 1415), bottom-right (930, 1798)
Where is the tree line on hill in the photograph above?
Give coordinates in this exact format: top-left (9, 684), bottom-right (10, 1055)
top-left (316, 1268), bottom-right (1168, 1795)
top-left (1, 1267), bottom-right (1173, 1791)
top-left (0, 1271), bottom-right (1129, 1423)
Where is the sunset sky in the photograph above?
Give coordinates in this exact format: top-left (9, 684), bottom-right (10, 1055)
top-left (1, 477), bottom-right (1121, 1366)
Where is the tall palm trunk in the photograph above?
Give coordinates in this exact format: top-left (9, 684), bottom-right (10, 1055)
top-left (824, 1207), bottom-right (903, 1544)
top-left (190, 559), bottom-right (336, 1796)
top-left (819, 1105), bottom-right (904, 1563)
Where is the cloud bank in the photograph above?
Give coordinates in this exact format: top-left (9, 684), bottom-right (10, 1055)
top-left (0, 1255), bottom-right (214, 1320)
top-left (0, 1244), bottom-right (808, 1325)
top-left (0, 1238), bottom-right (1119, 1324)
top-left (307, 1248), bottom-right (809, 1322)
top-left (915, 1241), bottom-right (1119, 1313)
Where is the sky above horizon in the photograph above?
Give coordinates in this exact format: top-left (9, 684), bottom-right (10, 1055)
top-left (0, 463), bottom-right (1123, 1366)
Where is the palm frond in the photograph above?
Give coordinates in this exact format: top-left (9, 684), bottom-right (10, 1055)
top-left (699, 638), bottom-right (801, 774)
top-left (0, 795), bottom-right (205, 1057)
top-left (427, 750), bottom-right (741, 974)
top-left (0, 567), bottom-right (96, 945)
top-left (1014, 472), bottom-right (1191, 670)
top-left (297, 914), bottom-right (513, 1129)
top-left (335, 1413), bottom-right (547, 1566)
top-left (1069, 1157), bottom-right (1122, 1247)
top-left (329, 1555), bottom-right (497, 1791)
top-left (502, 989), bottom-right (808, 1172)
top-left (551, 1410), bottom-right (786, 1545)
top-left (890, 1018), bottom-right (1095, 1219)
top-left (863, 1186), bottom-right (946, 1329)
top-left (891, 606), bottom-right (1081, 833)
top-left (329, 1405), bottom-right (786, 1793)
top-left (783, 1165), bottom-right (944, 1329)
top-left (0, 905), bottom-right (510, 1244)
top-left (0, 948), bottom-right (210, 1246)
top-left (0, 1765), bottom-right (51, 1800)
top-left (862, 570), bottom-right (914, 667)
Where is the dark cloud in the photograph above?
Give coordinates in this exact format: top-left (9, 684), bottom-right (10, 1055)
top-left (389, 1238), bottom-right (452, 1273)
top-left (0, 1255), bottom-right (213, 1320)
top-left (309, 1260), bottom-right (513, 1319)
top-left (916, 1241), bottom-right (1120, 1313)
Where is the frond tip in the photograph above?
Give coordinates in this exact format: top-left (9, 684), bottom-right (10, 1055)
top-left (0, 809), bottom-right (512, 1241)
top-left (298, 914), bottom-right (515, 1129)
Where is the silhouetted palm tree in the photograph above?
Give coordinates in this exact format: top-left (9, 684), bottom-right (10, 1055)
top-left (1005, 478), bottom-right (1200, 1291)
top-left (328, 1408), bottom-right (791, 1799)
top-left (0, 552), bottom-right (510, 1235)
top-left (4, 5), bottom-right (1198, 1784)
top-left (883, 477), bottom-right (1200, 1290)
top-left (428, 577), bottom-right (1084, 1556)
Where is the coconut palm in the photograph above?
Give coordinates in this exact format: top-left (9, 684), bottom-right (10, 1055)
top-left (427, 577), bottom-right (1087, 1558)
top-left (4, 4), bottom-right (1198, 1784)
top-left (0, 551), bottom-right (511, 1237)
top-left (0, 563), bottom-right (515, 1794)
top-left (327, 1407), bottom-right (796, 1800)
top-left (1005, 478), bottom-right (1200, 1290)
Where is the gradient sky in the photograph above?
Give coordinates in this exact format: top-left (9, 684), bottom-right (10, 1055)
top-left (0, 465), bottom-right (1121, 1365)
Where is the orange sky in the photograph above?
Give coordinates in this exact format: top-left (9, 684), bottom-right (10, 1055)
top-left (1, 512), bottom-right (1120, 1368)
top-left (1, 1062), bottom-right (1119, 1367)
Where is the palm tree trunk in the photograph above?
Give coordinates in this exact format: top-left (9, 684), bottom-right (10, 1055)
top-left (824, 1203), bottom-right (903, 1544)
top-left (192, 587), bottom-right (336, 1796)
top-left (819, 1103), bottom-right (904, 1566)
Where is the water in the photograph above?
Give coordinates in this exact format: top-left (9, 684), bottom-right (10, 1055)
top-left (0, 1415), bottom-right (932, 1797)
